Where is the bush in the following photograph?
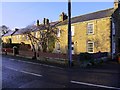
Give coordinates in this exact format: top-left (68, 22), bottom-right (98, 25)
top-left (2, 48), bottom-right (13, 53)
top-left (79, 52), bottom-right (92, 61)
top-left (19, 44), bottom-right (31, 51)
top-left (78, 52), bottom-right (109, 67)
top-left (78, 53), bottom-right (93, 67)
top-left (2, 43), bottom-right (20, 48)
top-left (117, 53), bottom-right (120, 57)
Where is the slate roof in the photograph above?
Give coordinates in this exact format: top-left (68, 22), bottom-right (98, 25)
top-left (50, 21), bottom-right (61, 27)
top-left (9, 8), bottom-right (114, 36)
top-left (13, 29), bottom-right (25, 35)
top-left (3, 30), bottom-right (16, 37)
top-left (22, 25), bottom-right (47, 32)
top-left (57, 8), bottom-right (114, 26)
top-left (13, 21), bottom-right (61, 35)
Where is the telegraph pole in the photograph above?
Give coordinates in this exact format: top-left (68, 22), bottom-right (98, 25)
top-left (68, 0), bottom-right (72, 67)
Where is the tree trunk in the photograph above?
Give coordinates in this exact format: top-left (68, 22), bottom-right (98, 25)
top-left (28, 35), bottom-right (37, 59)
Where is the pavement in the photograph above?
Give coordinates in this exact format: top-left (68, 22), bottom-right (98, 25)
top-left (2, 55), bottom-right (120, 89)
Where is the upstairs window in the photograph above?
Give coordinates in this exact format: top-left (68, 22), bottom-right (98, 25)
top-left (26, 35), bottom-right (29, 40)
top-left (16, 35), bottom-right (19, 40)
top-left (87, 41), bottom-right (94, 53)
top-left (112, 19), bottom-right (115, 35)
top-left (71, 26), bottom-right (74, 36)
top-left (57, 29), bottom-right (60, 37)
top-left (22, 35), bottom-right (25, 40)
top-left (34, 32), bottom-right (38, 38)
top-left (112, 22), bottom-right (115, 35)
top-left (87, 23), bottom-right (94, 34)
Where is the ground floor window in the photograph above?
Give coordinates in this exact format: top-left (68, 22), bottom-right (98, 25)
top-left (87, 41), bottom-right (94, 53)
top-left (56, 42), bottom-right (60, 50)
top-left (72, 42), bottom-right (74, 54)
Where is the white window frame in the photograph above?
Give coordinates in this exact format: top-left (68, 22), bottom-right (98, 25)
top-left (34, 32), bottom-right (37, 38)
top-left (56, 42), bottom-right (60, 50)
top-left (72, 42), bottom-right (74, 54)
top-left (113, 42), bottom-right (116, 54)
top-left (36, 32), bottom-right (38, 38)
top-left (26, 35), bottom-right (29, 40)
top-left (87, 41), bottom-right (94, 53)
top-left (16, 35), bottom-right (19, 40)
top-left (71, 26), bottom-right (75, 36)
top-left (112, 19), bottom-right (115, 35)
top-left (22, 35), bottom-right (25, 40)
top-left (87, 23), bottom-right (94, 34)
top-left (57, 29), bottom-right (60, 37)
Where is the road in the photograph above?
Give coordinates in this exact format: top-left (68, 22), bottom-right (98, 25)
top-left (2, 55), bottom-right (120, 89)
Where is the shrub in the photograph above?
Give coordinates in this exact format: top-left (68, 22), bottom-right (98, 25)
top-left (19, 44), bottom-right (31, 51)
top-left (79, 52), bottom-right (92, 61)
top-left (2, 43), bottom-right (20, 48)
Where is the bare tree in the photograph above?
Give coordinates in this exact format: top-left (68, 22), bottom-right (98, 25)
top-left (94, 31), bottom-right (110, 52)
top-left (22, 22), bottom-right (59, 59)
top-left (0, 25), bottom-right (10, 36)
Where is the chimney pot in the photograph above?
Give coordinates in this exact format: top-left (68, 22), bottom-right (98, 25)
top-left (15, 28), bottom-right (19, 31)
top-left (37, 20), bottom-right (39, 26)
top-left (59, 12), bottom-right (68, 21)
top-left (114, 0), bottom-right (119, 10)
top-left (43, 18), bottom-right (49, 25)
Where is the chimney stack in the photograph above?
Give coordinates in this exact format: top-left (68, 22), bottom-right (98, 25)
top-left (37, 20), bottom-right (40, 26)
top-left (43, 18), bottom-right (49, 25)
top-left (15, 28), bottom-right (19, 31)
top-left (114, 0), bottom-right (119, 10)
top-left (43, 18), bottom-right (46, 25)
top-left (59, 12), bottom-right (68, 21)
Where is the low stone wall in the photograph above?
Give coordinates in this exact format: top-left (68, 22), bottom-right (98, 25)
top-left (2, 48), bottom-right (78, 65)
top-left (2, 48), bottom-right (13, 53)
top-left (38, 52), bottom-right (67, 59)
top-left (38, 52), bottom-right (78, 60)
top-left (18, 50), bottom-right (34, 59)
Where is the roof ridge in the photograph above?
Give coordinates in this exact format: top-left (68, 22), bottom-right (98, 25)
top-left (57, 8), bottom-right (114, 26)
top-left (72, 8), bottom-right (114, 19)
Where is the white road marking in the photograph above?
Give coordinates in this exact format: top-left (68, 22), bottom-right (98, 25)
top-left (9, 59), bottom-right (15, 61)
top-left (5, 67), bottom-right (18, 71)
top-left (20, 71), bottom-right (42, 77)
top-left (5, 66), bottom-right (42, 77)
top-left (8, 58), bottom-right (64, 70)
top-left (71, 80), bottom-right (120, 90)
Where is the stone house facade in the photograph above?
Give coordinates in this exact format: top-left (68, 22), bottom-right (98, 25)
top-left (2, 1), bottom-right (120, 58)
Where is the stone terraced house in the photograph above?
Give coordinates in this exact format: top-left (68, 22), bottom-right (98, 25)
top-left (54, 1), bottom-right (120, 57)
top-left (2, 1), bottom-right (120, 58)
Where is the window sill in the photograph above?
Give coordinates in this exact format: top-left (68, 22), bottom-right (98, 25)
top-left (87, 33), bottom-right (95, 35)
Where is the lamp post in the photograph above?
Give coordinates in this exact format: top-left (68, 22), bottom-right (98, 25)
top-left (68, 0), bottom-right (72, 67)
